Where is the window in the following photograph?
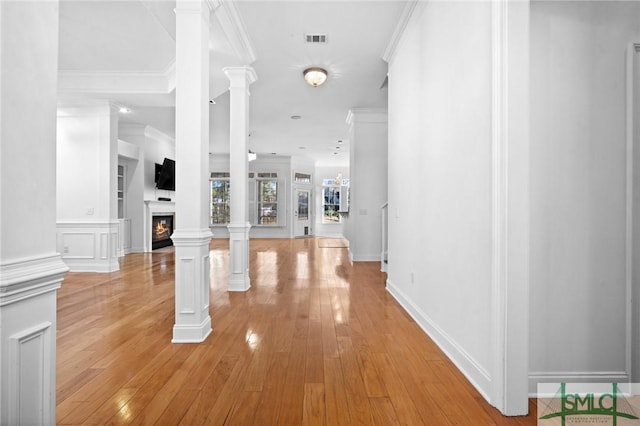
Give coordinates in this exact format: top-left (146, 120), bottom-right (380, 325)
top-left (210, 177), bottom-right (230, 225)
top-left (257, 179), bottom-right (278, 225)
top-left (322, 180), bottom-right (341, 223)
top-left (294, 172), bottom-right (312, 184)
top-left (210, 171), bottom-right (280, 226)
top-left (117, 164), bottom-right (125, 219)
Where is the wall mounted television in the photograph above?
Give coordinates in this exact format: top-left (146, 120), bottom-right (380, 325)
top-left (155, 158), bottom-right (175, 191)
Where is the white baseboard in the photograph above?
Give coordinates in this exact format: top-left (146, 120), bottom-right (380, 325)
top-left (386, 278), bottom-right (492, 402)
top-left (528, 371), bottom-right (630, 397)
top-left (61, 259), bottom-right (120, 273)
top-left (351, 253), bottom-right (380, 262)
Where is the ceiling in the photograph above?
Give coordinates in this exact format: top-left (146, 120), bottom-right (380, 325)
top-left (58, 0), bottom-right (407, 166)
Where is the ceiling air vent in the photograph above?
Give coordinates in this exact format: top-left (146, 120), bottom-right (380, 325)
top-left (305, 34), bottom-right (327, 44)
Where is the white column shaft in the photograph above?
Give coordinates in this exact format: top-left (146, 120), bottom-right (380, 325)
top-left (172, 0), bottom-right (212, 343)
top-left (0, 2), bottom-right (68, 424)
top-left (224, 67), bottom-right (257, 292)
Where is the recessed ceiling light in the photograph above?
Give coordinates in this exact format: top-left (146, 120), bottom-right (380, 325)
top-left (335, 146), bottom-right (341, 150)
top-left (271, 152), bottom-right (277, 155)
top-left (119, 107), bottom-right (130, 114)
top-left (291, 115), bottom-right (302, 120)
top-left (337, 140), bottom-right (343, 144)
top-left (333, 152), bottom-right (338, 155)
top-left (298, 146), bottom-right (306, 150)
top-left (209, 100), bottom-right (216, 104)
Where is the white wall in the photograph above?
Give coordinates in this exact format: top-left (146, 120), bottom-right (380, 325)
top-left (386, 0), bottom-right (495, 399)
top-left (314, 165), bottom-right (349, 237)
top-left (344, 109), bottom-right (388, 261)
top-left (529, 1), bottom-right (640, 389)
top-left (56, 104), bottom-right (119, 272)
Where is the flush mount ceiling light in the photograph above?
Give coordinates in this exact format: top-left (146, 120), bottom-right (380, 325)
top-left (303, 67), bottom-right (328, 87)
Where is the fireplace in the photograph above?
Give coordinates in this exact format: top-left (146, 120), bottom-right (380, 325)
top-left (152, 215), bottom-right (174, 250)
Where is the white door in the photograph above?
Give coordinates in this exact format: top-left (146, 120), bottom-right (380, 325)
top-left (294, 188), bottom-right (311, 237)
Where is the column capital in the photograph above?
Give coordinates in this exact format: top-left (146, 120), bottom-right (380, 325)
top-left (171, 228), bottom-right (213, 246)
top-left (223, 66), bottom-right (258, 87)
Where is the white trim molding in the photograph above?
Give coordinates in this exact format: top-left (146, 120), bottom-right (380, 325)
top-left (211, 0), bottom-right (257, 65)
top-left (386, 279), bottom-right (492, 401)
top-left (528, 371), bottom-right (630, 397)
top-left (346, 108), bottom-right (388, 125)
top-left (381, 0), bottom-right (420, 65)
top-left (490, 0), bottom-right (530, 416)
top-left (626, 42), bottom-right (640, 382)
top-left (0, 254), bottom-right (68, 306)
top-left (58, 68), bottom-right (175, 95)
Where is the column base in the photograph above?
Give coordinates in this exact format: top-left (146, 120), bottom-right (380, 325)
top-left (0, 254), bottom-right (68, 425)
top-left (228, 222), bottom-right (251, 292)
top-left (172, 316), bottom-right (212, 343)
top-left (170, 229), bottom-right (212, 343)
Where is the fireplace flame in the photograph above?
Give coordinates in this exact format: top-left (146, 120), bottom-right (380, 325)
top-left (154, 220), bottom-right (171, 240)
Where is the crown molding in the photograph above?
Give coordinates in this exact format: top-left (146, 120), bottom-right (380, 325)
top-left (382, 0), bottom-right (419, 64)
top-left (144, 125), bottom-right (175, 145)
top-left (213, 0), bottom-right (256, 64)
top-left (58, 68), bottom-right (174, 95)
top-left (164, 60), bottom-right (177, 92)
top-left (346, 108), bottom-right (388, 126)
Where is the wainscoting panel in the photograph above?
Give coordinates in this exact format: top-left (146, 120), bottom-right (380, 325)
top-left (9, 322), bottom-right (52, 425)
top-left (62, 233), bottom-right (95, 259)
top-left (178, 257), bottom-right (195, 315)
top-left (57, 221), bottom-right (119, 272)
top-left (202, 255), bottom-right (209, 311)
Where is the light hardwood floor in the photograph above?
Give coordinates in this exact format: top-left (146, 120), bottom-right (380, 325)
top-left (56, 238), bottom-right (537, 425)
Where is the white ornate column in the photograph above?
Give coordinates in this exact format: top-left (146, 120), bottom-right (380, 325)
top-left (0, 1), bottom-right (68, 424)
top-left (172, 0), bottom-right (213, 343)
top-left (224, 67), bottom-right (257, 292)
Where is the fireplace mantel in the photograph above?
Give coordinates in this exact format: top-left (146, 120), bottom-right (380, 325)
top-left (144, 200), bottom-right (175, 252)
